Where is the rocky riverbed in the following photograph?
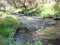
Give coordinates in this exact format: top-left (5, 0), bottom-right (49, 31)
top-left (11, 13), bottom-right (60, 45)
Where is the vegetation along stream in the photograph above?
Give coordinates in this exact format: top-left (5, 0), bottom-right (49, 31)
top-left (0, 0), bottom-right (60, 45)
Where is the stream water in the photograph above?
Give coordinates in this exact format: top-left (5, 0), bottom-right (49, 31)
top-left (12, 13), bottom-right (60, 45)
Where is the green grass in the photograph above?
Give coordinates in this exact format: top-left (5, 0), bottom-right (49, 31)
top-left (0, 37), bottom-right (53, 45)
top-left (0, 28), bottom-right (12, 37)
top-left (0, 37), bottom-right (44, 45)
top-left (0, 16), bottom-right (22, 37)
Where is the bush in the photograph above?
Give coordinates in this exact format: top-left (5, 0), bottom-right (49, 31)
top-left (18, 8), bottom-right (37, 16)
top-left (0, 37), bottom-right (52, 45)
top-left (0, 28), bottom-right (12, 37)
top-left (0, 17), bottom-right (22, 37)
top-left (0, 17), bottom-right (21, 28)
top-left (0, 37), bottom-right (43, 45)
top-left (21, 3), bottom-right (60, 17)
top-left (36, 3), bottom-right (60, 17)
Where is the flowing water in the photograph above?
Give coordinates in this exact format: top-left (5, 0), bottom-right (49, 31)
top-left (12, 13), bottom-right (60, 45)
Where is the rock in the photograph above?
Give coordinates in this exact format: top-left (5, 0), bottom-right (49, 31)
top-left (12, 14), bottom-right (60, 45)
top-left (54, 17), bottom-right (60, 20)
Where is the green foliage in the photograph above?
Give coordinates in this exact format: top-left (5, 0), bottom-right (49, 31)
top-left (18, 8), bottom-right (36, 16)
top-left (0, 36), bottom-right (7, 45)
top-left (0, 17), bottom-right (21, 29)
top-left (0, 37), bottom-right (43, 45)
top-left (0, 28), bottom-right (12, 37)
top-left (0, 37), bottom-right (15, 45)
top-left (0, 17), bottom-right (22, 37)
top-left (53, 13), bottom-right (60, 18)
top-left (24, 8), bottom-right (36, 16)
top-left (36, 4), bottom-right (60, 17)
top-left (0, 37), bottom-right (53, 45)
top-left (20, 3), bottom-right (60, 17)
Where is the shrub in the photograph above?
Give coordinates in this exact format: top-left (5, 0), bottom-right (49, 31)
top-left (22, 3), bottom-right (60, 17)
top-left (0, 35), bottom-right (52, 45)
top-left (0, 17), bottom-right (22, 37)
top-left (0, 36), bottom-right (7, 45)
top-left (54, 12), bottom-right (60, 18)
top-left (0, 37), bottom-right (43, 45)
top-left (0, 17), bottom-right (21, 28)
top-left (36, 3), bottom-right (60, 17)
top-left (18, 8), bottom-right (37, 16)
top-left (0, 28), bottom-right (12, 37)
